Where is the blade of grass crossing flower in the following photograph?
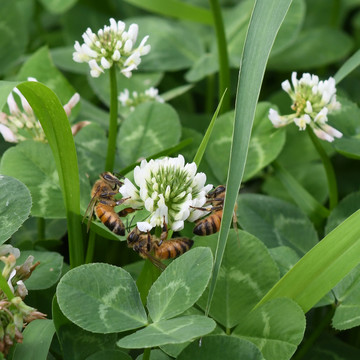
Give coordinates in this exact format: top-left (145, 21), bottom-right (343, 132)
top-left (123, 0), bottom-right (213, 25)
top-left (205, 0), bottom-right (294, 316)
top-left (334, 49), bottom-right (360, 84)
top-left (17, 81), bottom-right (84, 267)
top-left (256, 209), bottom-right (360, 313)
top-left (192, 90), bottom-right (226, 168)
top-left (273, 161), bottom-right (330, 226)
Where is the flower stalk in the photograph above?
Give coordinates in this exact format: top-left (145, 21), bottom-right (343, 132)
top-left (307, 127), bottom-right (338, 210)
top-left (105, 66), bottom-right (119, 172)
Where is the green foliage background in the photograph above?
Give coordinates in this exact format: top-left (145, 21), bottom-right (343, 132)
top-left (1, 0), bottom-right (360, 359)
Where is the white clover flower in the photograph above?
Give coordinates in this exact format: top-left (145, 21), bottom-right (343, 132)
top-left (119, 155), bottom-right (213, 232)
top-left (0, 79), bottom-right (80, 143)
top-left (268, 72), bottom-right (342, 142)
top-left (73, 19), bottom-right (150, 78)
top-left (118, 86), bottom-right (164, 111)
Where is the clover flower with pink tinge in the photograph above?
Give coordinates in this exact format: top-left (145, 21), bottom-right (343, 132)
top-left (269, 72), bottom-right (342, 142)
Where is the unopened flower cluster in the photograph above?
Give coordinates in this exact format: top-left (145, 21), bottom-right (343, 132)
top-left (0, 246), bottom-right (46, 356)
top-left (118, 87), bottom-right (164, 111)
top-left (0, 79), bottom-right (80, 143)
top-left (73, 18), bottom-right (150, 78)
top-left (269, 72), bottom-right (342, 142)
top-left (120, 155), bottom-right (213, 232)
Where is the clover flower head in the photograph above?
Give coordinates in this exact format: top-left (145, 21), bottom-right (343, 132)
top-left (119, 155), bottom-right (213, 232)
top-left (118, 86), bottom-right (164, 111)
top-left (0, 79), bottom-right (80, 143)
top-left (73, 19), bottom-right (151, 78)
top-left (268, 72), bottom-right (342, 142)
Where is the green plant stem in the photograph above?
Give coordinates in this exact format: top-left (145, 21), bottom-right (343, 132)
top-left (205, 74), bottom-right (215, 114)
top-left (292, 305), bottom-right (335, 360)
top-left (142, 348), bottom-right (151, 360)
top-left (85, 230), bottom-right (96, 264)
top-left (105, 66), bottom-right (119, 172)
top-left (307, 127), bottom-right (338, 210)
top-left (0, 273), bottom-right (14, 301)
top-left (37, 217), bottom-right (45, 241)
top-left (208, 0), bottom-right (230, 113)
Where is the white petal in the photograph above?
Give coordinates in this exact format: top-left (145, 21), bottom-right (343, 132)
top-left (137, 221), bottom-right (153, 232)
top-left (0, 124), bottom-right (17, 142)
top-left (281, 80), bottom-right (291, 93)
top-left (313, 128), bottom-right (334, 142)
top-left (101, 57), bottom-right (111, 69)
top-left (321, 124), bottom-right (343, 139)
top-left (7, 92), bottom-right (19, 115)
top-left (112, 50), bottom-right (121, 61)
top-left (128, 23), bottom-right (139, 43)
top-left (124, 39), bottom-right (133, 53)
top-left (171, 221), bottom-right (184, 231)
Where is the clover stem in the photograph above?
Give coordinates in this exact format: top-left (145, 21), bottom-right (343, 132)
top-left (142, 348), bottom-right (151, 360)
top-left (307, 127), bottom-right (338, 210)
top-left (85, 230), bottom-right (96, 264)
top-left (105, 66), bottom-right (118, 172)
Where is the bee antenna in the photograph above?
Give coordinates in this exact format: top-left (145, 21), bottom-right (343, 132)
top-left (126, 215), bottom-right (136, 232)
top-left (113, 172), bottom-right (125, 179)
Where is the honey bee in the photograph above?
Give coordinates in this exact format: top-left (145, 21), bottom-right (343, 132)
top-left (127, 224), bottom-right (194, 270)
top-left (83, 172), bottom-right (132, 236)
top-left (192, 185), bottom-right (237, 236)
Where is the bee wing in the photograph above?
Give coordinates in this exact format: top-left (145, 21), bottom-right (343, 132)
top-left (82, 195), bottom-right (97, 233)
top-left (138, 249), bottom-right (166, 271)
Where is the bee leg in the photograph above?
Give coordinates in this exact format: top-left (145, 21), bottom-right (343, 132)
top-left (99, 191), bottom-right (118, 198)
top-left (115, 196), bottom-right (131, 206)
top-left (146, 232), bottom-right (153, 252)
top-left (190, 205), bottom-right (223, 212)
top-left (159, 218), bottom-right (168, 245)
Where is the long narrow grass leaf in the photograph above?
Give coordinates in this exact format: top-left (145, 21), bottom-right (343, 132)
top-left (193, 90), bottom-right (226, 167)
top-left (17, 81), bottom-right (84, 267)
top-left (209, 0), bottom-right (230, 112)
top-left (205, 0), bottom-right (293, 315)
top-left (256, 209), bottom-right (360, 313)
top-left (123, 0), bottom-right (213, 25)
top-left (334, 49), bottom-right (360, 84)
top-left (273, 161), bottom-right (330, 225)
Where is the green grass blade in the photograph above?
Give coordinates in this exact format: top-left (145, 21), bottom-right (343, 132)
top-left (17, 81), bottom-right (84, 267)
top-left (256, 209), bottom-right (360, 313)
top-left (123, 0), bottom-right (213, 25)
top-left (192, 90), bottom-right (226, 167)
top-left (209, 0), bottom-right (230, 113)
top-left (205, 0), bottom-right (293, 315)
top-left (334, 49), bottom-right (360, 84)
top-left (273, 161), bottom-right (330, 225)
